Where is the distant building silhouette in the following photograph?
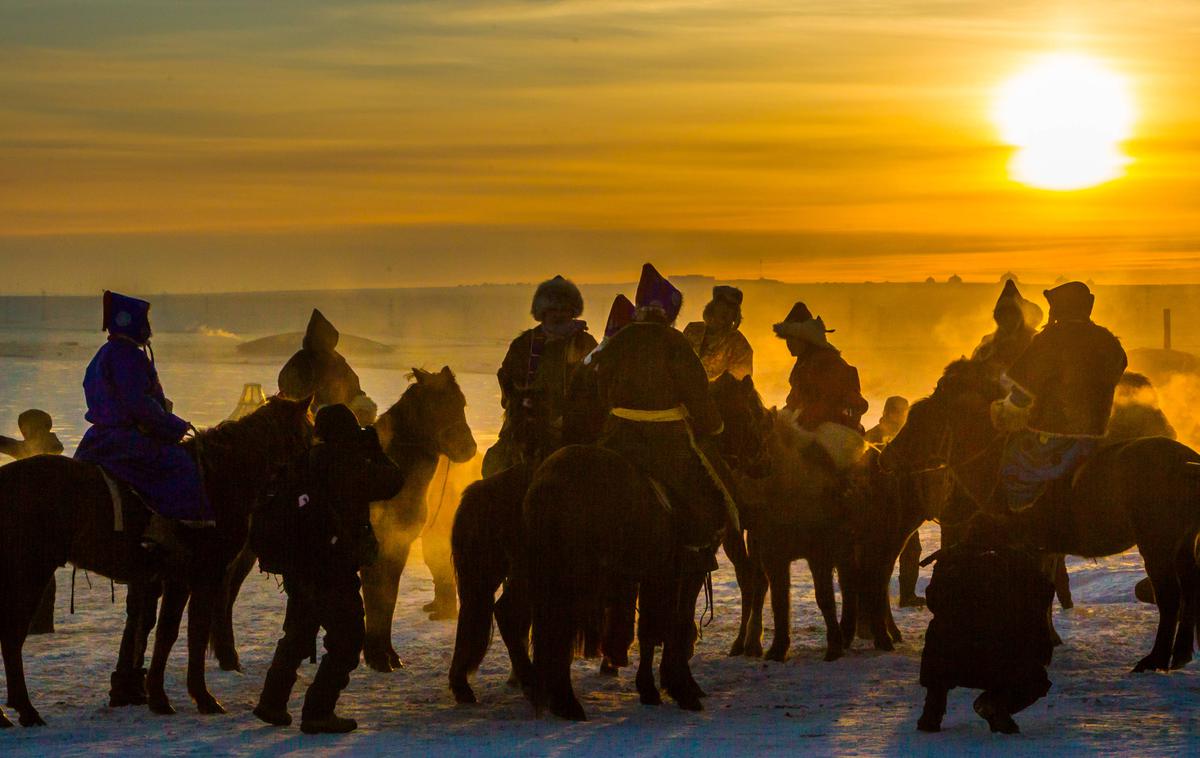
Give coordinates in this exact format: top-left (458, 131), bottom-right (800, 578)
top-left (925, 276), bottom-right (937, 284)
top-left (1000, 271), bottom-right (1019, 283)
top-left (947, 274), bottom-right (963, 285)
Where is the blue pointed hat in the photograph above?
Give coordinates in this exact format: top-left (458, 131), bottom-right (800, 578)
top-left (634, 263), bottom-right (683, 322)
top-left (102, 291), bottom-right (152, 344)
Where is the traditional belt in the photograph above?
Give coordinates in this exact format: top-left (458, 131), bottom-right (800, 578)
top-left (610, 406), bottom-right (689, 422)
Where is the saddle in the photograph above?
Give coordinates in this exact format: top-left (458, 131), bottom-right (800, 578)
top-left (67, 466), bottom-right (156, 582)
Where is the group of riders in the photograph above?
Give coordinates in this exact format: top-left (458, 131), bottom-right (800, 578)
top-left (13, 267), bottom-right (1136, 734)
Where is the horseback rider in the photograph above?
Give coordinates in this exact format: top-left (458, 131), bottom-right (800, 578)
top-left (74, 291), bottom-right (213, 552)
top-left (683, 286), bottom-right (754, 381)
top-left (563, 294), bottom-right (636, 446)
top-left (775, 302), bottom-right (869, 433)
top-left (971, 280), bottom-right (1043, 379)
top-left (590, 264), bottom-right (739, 573)
top-left (0, 409), bottom-right (64, 460)
top-left (992, 282), bottom-right (1127, 511)
top-left (482, 275), bottom-right (597, 477)
top-left (278, 309), bottom-right (377, 425)
top-left (254, 404), bottom-right (404, 734)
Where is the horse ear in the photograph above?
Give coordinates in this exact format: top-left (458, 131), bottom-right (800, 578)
top-left (440, 365), bottom-right (454, 378)
top-left (412, 368), bottom-right (427, 383)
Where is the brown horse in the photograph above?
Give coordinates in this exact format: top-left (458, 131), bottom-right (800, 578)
top-left (362, 367), bottom-right (477, 672)
top-left (882, 358), bottom-right (1200, 672)
top-left (207, 367), bottom-right (476, 675)
top-left (448, 373), bottom-right (759, 709)
top-left (0, 396), bottom-right (313, 728)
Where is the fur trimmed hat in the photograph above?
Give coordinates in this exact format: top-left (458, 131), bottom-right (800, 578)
top-left (634, 263), bottom-right (683, 322)
top-left (531, 275), bottom-right (584, 321)
top-left (773, 301), bottom-right (833, 347)
top-left (1044, 281), bottom-right (1094, 322)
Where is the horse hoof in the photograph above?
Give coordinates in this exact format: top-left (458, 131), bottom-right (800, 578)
top-left (671, 691), bottom-right (703, 712)
top-left (196, 697), bottom-right (226, 715)
top-left (598, 659), bottom-right (619, 677)
top-left (387, 647), bottom-right (404, 669)
top-left (0, 710), bottom-right (11, 728)
top-left (149, 698), bottom-right (177, 716)
top-left (743, 642), bottom-right (763, 658)
top-left (728, 640), bottom-right (745, 657)
top-left (364, 654), bottom-right (394, 673)
top-left (19, 711), bottom-right (46, 727)
top-left (1170, 655), bottom-right (1192, 670)
top-left (450, 682), bottom-right (478, 704)
top-left (873, 638), bottom-right (895, 653)
top-left (764, 647), bottom-right (788, 663)
top-left (639, 687), bottom-right (662, 706)
top-left (823, 648), bottom-right (844, 662)
top-left (1133, 656), bottom-right (1168, 673)
top-left (550, 698), bottom-right (587, 721)
top-left (217, 657), bottom-right (242, 673)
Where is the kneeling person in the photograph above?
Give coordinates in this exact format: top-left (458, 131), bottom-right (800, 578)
top-left (254, 404), bottom-right (404, 734)
top-left (918, 514), bottom-right (1055, 734)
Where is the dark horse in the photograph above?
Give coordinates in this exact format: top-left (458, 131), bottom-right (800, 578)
top-left (882, 358), bottom-right (1200, 672)
top-left (207, 367), bottom-right (477, 676)
top-left (0, 396), bottom-right (313, 728)
top-left (448, 373), bottom-right (761, 709)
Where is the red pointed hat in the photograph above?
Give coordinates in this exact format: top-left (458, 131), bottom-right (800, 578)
top-left (634, 263), bottom-right (683, 321)
top-left (604, 294), bottom-right (636, 338)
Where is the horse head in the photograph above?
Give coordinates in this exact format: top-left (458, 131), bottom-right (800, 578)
top-left (709, 372), bottom-right (771, 476)
top-left (376, 366), bottom-right (478, 464)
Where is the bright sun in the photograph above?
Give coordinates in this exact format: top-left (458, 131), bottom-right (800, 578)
top-left (993, 53), bottom-right (1135, 191)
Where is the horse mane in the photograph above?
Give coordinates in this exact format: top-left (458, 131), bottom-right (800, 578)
top-left (186, 397), bottom-right (305, 489)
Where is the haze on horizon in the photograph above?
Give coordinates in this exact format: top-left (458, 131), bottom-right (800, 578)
top-left (3, 1), bottom-right (1200, 294)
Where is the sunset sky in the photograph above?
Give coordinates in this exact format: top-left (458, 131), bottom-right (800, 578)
top-left (3, 1), bottom-right (1200, 292)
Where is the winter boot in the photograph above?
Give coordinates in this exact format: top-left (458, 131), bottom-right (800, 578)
top-left (300, 713), bottom-right (357, 734)
top-left (108, 667), bottom-right (148, 707)
top-left (254, 662), bottom-right (298, 727)
top-left (974, 691), bottom-right (1020, 734)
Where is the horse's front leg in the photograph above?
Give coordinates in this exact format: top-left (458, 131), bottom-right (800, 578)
top-left (763, 555), bottom-right (792, 662)
top-left (211, 544), bottom-right (256, 673)
top-left (146, 579), bottom-right (190, 715)
top-left (361, 540), bottom-right (411, 672)
top-left (810, 554), bottom-right (844, 661)
top-left (660, 570), bottom-right (706, 711)
top-left (1171, 546), bottom-right (1198, 669)
top-left (186, 576), bottom-right (225, 714)
top-left (1135, 554), bottom-right (1180, 673)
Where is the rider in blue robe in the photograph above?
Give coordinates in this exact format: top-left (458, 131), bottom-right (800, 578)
top-left (74, 291), bottom-right (213, 525)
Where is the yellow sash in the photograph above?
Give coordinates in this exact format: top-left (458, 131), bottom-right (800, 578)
top-left (609, 405), bottom-right (740, 533)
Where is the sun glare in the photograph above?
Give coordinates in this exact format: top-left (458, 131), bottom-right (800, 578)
top-left (993, 53), bottom-right (1135, 191)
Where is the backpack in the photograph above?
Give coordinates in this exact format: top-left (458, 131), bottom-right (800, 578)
top-left (251, 454), bottom-right (325, 575)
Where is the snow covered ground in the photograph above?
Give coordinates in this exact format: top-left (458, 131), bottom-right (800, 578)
top-left (3, 353), bottom-right (1200, 756)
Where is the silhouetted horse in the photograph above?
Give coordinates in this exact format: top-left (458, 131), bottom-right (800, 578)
top-left (448, 373), bottom-right (758, 709)
top-left (362, 367), bottom-right (477, 672)
top-left (208, 367), bottom-right (476, 676)
top-left (0, 396), bottom-right (313, 728)
top-left (883, 358), bottom-right (1200, 672)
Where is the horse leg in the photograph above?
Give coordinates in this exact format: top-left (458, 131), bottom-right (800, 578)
top-left (724, 529), bottom-right (753, 659)
top-left (1, 629), bottom-right (43, 727)
top-left (600, 577), bottom-right (636, 673)
top-left (869, 563), bottom-right (896, 652)
top-left (111, 581), bottom-right (160, 707)
top-left (448, 571), bottom-right (501, 704)
top-left (743, 551), bottom-right (768, 659)
top-left (636, 579), bottom-right (665, 706)
top-left (186, 577), bottom-right (225, 714)
top-left (763, 555), bottom-right (791, 662)
top-left (661, 571), bottom-right (705, 711)
top-left (1170, 546), bottom-right (1198, 669)
top-left (810, 555), bottom-right (844, 662)
top-left (730, 534), bottom-right (764, 657)
top-left (1, 569), bottom-right (52, 727)
top-left (146, 579), bottom-right (191, 715)
top-left (1135, 555), bottom-right (1180, 673)
top-left (531, 581), bottom-right (585, 721)
top-left (496, 579), bottom-right (534, 692)
top-left (211, 544), bottom-right (255, 673)
top-left (837, 563), bottom-right (859, 647)
top-left (361, 541), bottom-right (410, 672)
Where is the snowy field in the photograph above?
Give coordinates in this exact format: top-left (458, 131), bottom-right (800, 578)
top-left (3, 353), bottom-right (1200, 756)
